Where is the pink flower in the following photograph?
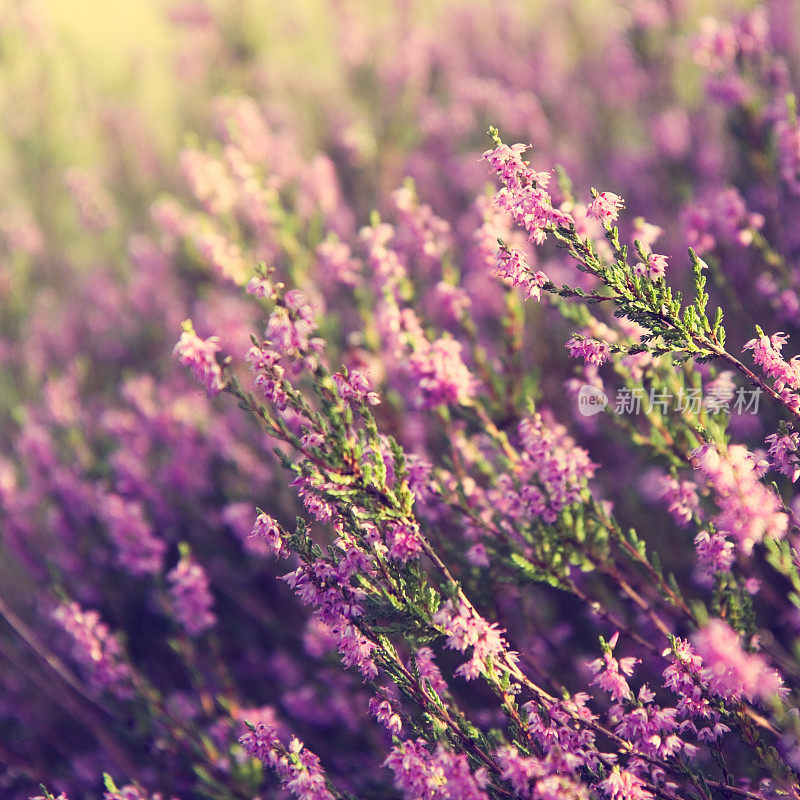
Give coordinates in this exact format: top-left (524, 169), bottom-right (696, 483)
top-left (694, 530), bottom-right (734, 577)
top-left (482, 142), bottom-right (538, 191)
top-left (240, 724), bottom-right (336, 800)
top-left (174, 320), bottom-right (225, 396)
top-left (386, 519), bottom-right (423, 562)
top-left (484, 135), bottom-right (572, 247)
top-left (690, 443), bottom-right (788, 555)
top-left (765, 430), bottom-right (800, 482)
top-left (693, 619), bottom-right (784, 704)
top-left (494, 247), bottom-right (549, 301)
top-left (588, 633), bottom-right (639, 703)
top-left (384, 740), bottom-right (490, 800)
top-left (647, 253), bottom-right (668, 280)
top-left (251, 512), bottom-right (287, 558)
top-left (368, 695), bottom-right (402, 735)
top-left (332, 369), bottom-right (380, 406)
top-left (656, 474), bottom-right (699, 527)
top-left (53, 602), bottom-right (133, 699)
top-left (743, 332), bottom-right (800, 399)
top-left (432, 600), bottom-right (512, 681)
top-left (600, 767), bottom-right (653, 800)
top-left (246, 274), bottom-right (273, 298)
top-left (587, 192), bottom-right (625, 224)
top-left (566, 337), bottom-right (611, 366)
top-left (266, 292), bottom-right (317, 356)
top-left (408, 337), bottom-right (477, 408)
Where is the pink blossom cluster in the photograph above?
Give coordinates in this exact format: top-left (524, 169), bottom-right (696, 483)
top-left (99, 493), bottom-right (165, 576)
top-left (368, 695), bottom-right (402, 735)
top-left (632, 253), bottom-right (668, 281)
top-left (493, 247), bottom-right (549, 301)
top-left (693, 530), bottom-right (735, 578)
top-left (690, 443), bottom-right (788, 554)
top-left (587, 192), bottom-right (625, 224)
top-left (483, 142), bottom-right (574, 245)
top-left (565, 336), bottom-right (611, 366)
top-left (588, 633), bottom-right (639, 703)
top-left (407, 337), bottom-right (477, 409)
top-left (523, 693), bottom-right (602, 774)
top-left (246, 342), bottom-right (290, 409)
top-left (332, 369), bottom-right (380, 406)
top-left (240, 723), bottom-right (335, 800)
top-left (765, 430), bottom-right (800, 482)
top-left (432, 600), bottom-right (513, 681)
top-left (743, 331), bottom-right (800, 412)
top-left (266, 290), bottom-right (320, 358)
top-left (494, 412), bottom-right (597, 525)
top-left (693, 620), bottom-right (784, 704)
top-left (662, 640), bottom-right (730, 744)
top-left (656, 474), bottom-right (700, 527)
top-left (494, 746), bottom-right (588, 800)
top-left (384, 739), bottom-right (489, 800)
top-left (173, 321), bottom-right (225, 396)
top-left (250, 511), bottom-right (287, 558)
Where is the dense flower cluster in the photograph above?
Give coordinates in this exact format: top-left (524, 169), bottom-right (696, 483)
top-left (7, 2), bottom-right (800, 799)
top-left (432, 600), bottom-right (513, 681)
top-left (240, 723), bottom-right (335, 800)
top-left (693, 619), bottom-right (784, 704)
top-left (565, 336), bottom-right (611, 366)
top-left (690, 443), bottom-right (788, 555)
top-left (384, 740), bottom-right (489, 800)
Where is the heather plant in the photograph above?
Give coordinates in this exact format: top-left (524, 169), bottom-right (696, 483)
top-left (5, 1), bottom-right (800, 800)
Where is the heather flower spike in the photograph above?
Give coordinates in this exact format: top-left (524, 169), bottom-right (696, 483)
top-left (174, 319), bottom-right (226, 396)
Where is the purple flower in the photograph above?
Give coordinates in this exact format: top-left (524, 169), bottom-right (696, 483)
top-left (174, 320), bottom-right (225, 396)
top-left (53, 602), bottom-right (133, 699)
top-left (432, 600), bottom-right (512, 681)
top-left (266, 299), bottom-right (315, 356)
top-left (386, 519), bottom-right (423, 562)
top-left (332, 369), bottom-right (380, 406)
top-left (167, 552), bottom-right (216, 637)
top-left (656, 474), bottom-right (699, 527)
top-left (246, 274), bottom-right (273, 298)
top-left (690, 443), bottom-right (788, 554)
top-left (588, 633), bottom-right (639, 703)
top-left (240, 723), bottom-right (335, 800)
top-left (694, 530), bottom-right (734, 578)
top-left (765, 430), bottom-right (800, 482)
top-left (494, 247), bottom-right (549, 301)
top-left (251, 511), bottom-right (288, 558)
top-left (384, 739), bottom-right (489, 800)
top-left (408, 337), bottom-right (477, 408)
top-left (368, 695), bottom-right (403, 735)
top-left (632, 252), bottom-right (668, 280)
top-left (100, 493), bottom-right (165, 576)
